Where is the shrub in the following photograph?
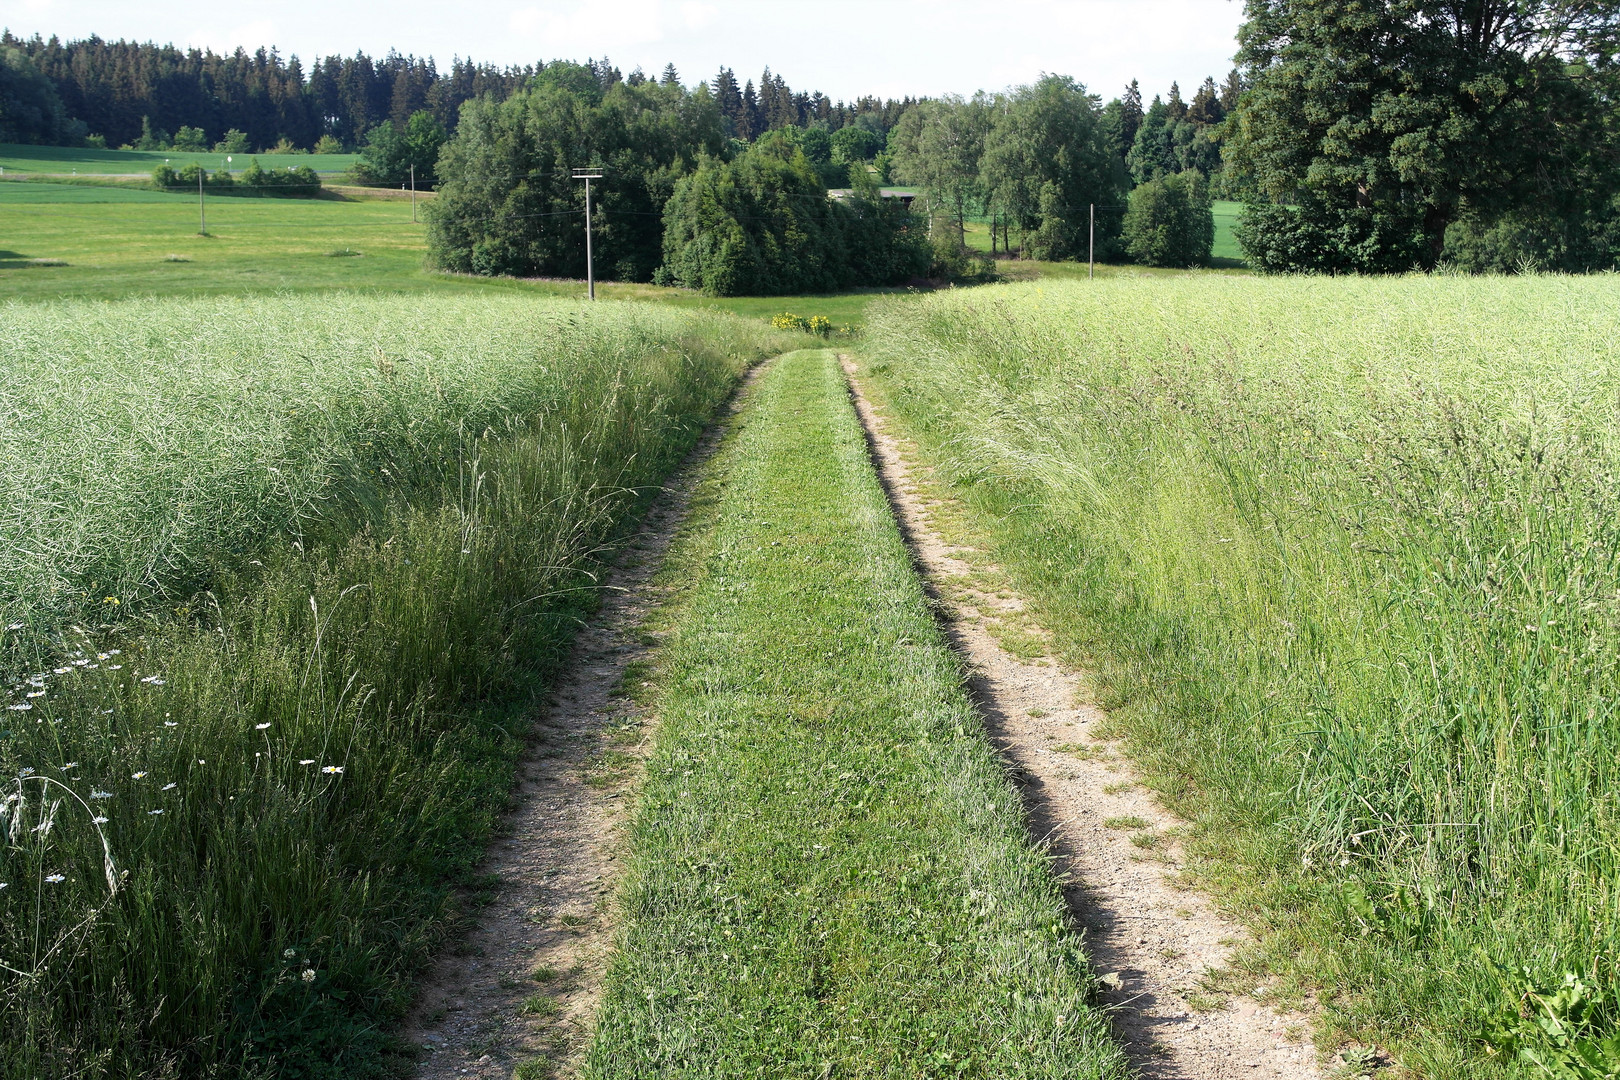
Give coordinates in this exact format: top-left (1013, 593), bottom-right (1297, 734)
top-left (1122, 169), bottom-right (1214, 268)
top-left (770, 313), bottom-right (834, 337)
top-left (212, 129), bottom-right (250, 154)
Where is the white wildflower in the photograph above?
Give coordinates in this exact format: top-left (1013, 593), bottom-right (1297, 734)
top-left (147, 809), bottom-right (163, 816)
top-left (161, 783), bottom-right (177, 791)
top-left (7, 704), bottom-right (31, 712)
top-left (299, 759), bottom-right (315, 766)
top-left (301, 969), bottom-right (316, 983)
top-left (140, 676), bottom-right (166, 686)
top-left (44, 874), bottom-right (64, 884)
top-left (255, 723), bottom-right (270, 730)
top-left (90, 790), bottom-right (112, 800)
top-left (164, 721), bottom-right (177, 727)
top-left (91, 816), bottom-right (108, 825)
top-left (131, 772), bottom-right (147, 780)
top-left (321, 766), bottom-right (344, 775)
top-left (25, 691), bottom-right (43, 699)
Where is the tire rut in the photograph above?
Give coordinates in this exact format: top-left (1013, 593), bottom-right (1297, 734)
top-left (841, 355), bottom-right (1325, 1080)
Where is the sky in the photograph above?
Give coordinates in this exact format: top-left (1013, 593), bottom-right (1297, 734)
top-left (2, 0), bottom-right (1245, 103)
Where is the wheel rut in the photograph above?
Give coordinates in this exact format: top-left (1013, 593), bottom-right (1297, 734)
top-left (400, 366), bottom-right (765, 1080)
top-left (841, 355), bottom-right (1325, 1080)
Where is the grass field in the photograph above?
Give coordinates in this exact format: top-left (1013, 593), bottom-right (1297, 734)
top-left (0, 293), bottom-right (783, 1078)
top-left (0, 180), bottom-right (917, 327)
top-left (860, 276), bottom-right (1620, 1077)
top-left (586, 349), bottom-right (1127, 1079)
top-left (0, 142), bottom-right (360, 176)
top-left (964, 200), bottom-right (1247, 267)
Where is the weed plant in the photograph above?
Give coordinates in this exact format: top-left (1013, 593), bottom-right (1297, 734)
top-left (862, 276), bottom-right (1620, 1076)
top-left (0, 294), bottom-right (779, 1077)
top-left (586, 350), bottom-right (1128, 1079)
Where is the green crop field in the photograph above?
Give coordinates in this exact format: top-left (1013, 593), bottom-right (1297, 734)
top-left (0, 142), bottom-right (360, 176)
top-left (858, 275), bottom-right (1620, 1077)
top-left (0, 293), bottom-right (781, 1077)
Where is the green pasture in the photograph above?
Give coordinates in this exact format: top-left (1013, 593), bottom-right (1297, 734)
top-left (0, 142), bottom-right (359, 176)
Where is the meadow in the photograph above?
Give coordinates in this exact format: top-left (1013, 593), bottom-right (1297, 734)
top-left (0, 293), bottom-right (782, 1078)
top-left (859, 276), bottom-right (1620, 1076)
top-left (586, 350), bottom-right (1127, 1079)
top-left (0, 178), bottom-right (909, 328)
top-left (0, 142), bottom-right (361, 176)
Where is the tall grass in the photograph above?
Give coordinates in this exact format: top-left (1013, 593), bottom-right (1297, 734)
top-left (0, 294), bottom-right (779, 1078)
top-left (863, 275), bottom-right (1620, 1076)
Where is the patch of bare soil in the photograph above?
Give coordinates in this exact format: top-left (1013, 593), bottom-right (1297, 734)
top-left (400, 371), bottom-right (761, 1080)
top-left (841, 357), bottom-right (1325, 1080)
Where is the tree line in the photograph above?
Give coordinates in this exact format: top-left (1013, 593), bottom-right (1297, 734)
top-left (0, 31), bottom-right (913, 156)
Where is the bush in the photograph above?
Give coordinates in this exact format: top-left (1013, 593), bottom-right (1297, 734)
top-left (313, 135), bottom-right (343, 155)
top-left (771, 313), bottom-right (834, 336)
top-left (1123, 170), bottom-right (1214, 268)
top-left (212, 129), bottom-right (250, 154)
top-left (154, 161), bottom-right (320, 197)
top-left (1235, 196), bottom-right (1429, 274)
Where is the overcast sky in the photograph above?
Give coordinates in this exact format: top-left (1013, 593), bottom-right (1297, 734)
top-left (3, 1), bottom-right (1245, 102)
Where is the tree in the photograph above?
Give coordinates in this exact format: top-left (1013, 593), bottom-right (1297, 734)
top-left (214, 128), bottom-right (251, 153)
top-left (1123, 170), bottom-right (1214, 267)
top-left (888, 94), bottom-right (989, 249)
top-left (658, 134), bottom-right (927, 295)
top-left (1228, 0), bottom-right (1620, 272)
top-left (353, 110), bottom-right (446, 186)
top-left (172, 125), bottom-right (208, 151)
top-left (0, 46), bottom-right (83, 145)
top-left (981, 75), bottom-right (1125, 261)
top-left (427, 71), bottom-right (723, 281)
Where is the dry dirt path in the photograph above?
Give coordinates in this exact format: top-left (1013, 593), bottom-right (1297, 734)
top-left (842, 357), bottom-right (1325, 1080)
top-left (400, 369), bottom-right (762, 1080)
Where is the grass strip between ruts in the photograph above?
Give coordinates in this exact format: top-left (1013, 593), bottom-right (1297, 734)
top-left (585, 349), bottom-right (1128, 1079)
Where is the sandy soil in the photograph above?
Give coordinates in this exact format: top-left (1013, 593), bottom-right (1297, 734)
top-left (399, 371), bottom-right (759, 1080)
top-left (842, 356), bottom-right (1325, 1080)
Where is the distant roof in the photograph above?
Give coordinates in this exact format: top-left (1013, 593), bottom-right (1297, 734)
top-left (826, 188), bottom-right (916, 200)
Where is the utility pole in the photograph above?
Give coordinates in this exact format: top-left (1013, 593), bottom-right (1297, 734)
top-left (410, 164), bottom-right (417, 223)
top-left (199, 169), bottom-right (206, 235)
top-left (1089, 203), bottom-right (1095, 280)
top-left (572, 167), bottom-right (603, 299)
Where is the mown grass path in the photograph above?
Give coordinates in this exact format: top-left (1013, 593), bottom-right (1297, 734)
top-left (584, 349), bottom-right (1128, 1079)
